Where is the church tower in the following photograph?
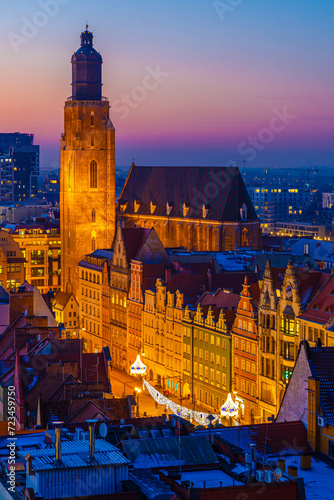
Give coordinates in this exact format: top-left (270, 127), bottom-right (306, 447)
top-left (60, 26), bottom-right (115, 297)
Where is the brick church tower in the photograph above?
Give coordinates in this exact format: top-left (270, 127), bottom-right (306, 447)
top-left (60, 26), bottom-right (115, 296)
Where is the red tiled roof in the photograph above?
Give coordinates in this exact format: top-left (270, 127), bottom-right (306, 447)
top-left (199, 289), bottom-right (240, 309)
top-left (216, 420), bottom-right (312, 455)
top-left (213, 272), bottom-right (258, 295)
top-left (19, 352), bottom-right (109, 388)
top-left (199, 481), bottom-right (299, 500)
top-left (298, 273), bottom-right (334, 324)
top-left (167, 273), bottom-right (209, 298)
top-left (294, 270), bottom-right (329, 308)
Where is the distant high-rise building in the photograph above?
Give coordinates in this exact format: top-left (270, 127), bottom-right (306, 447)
top-left (0, 153), bottom-right (14, 202)
top-left (60, 26), bottom-right (116, 297)
top-left (0, 132), bottom-right (40, 201)
top-left (247, 184), bottom-right (311, 233)
top-left (322, 192), bottom-right (334, 209)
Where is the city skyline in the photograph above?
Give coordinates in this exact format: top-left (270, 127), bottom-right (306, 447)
top-left (1, 0), bottom-right (333, 169)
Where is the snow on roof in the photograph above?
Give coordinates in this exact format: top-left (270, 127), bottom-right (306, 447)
top-left (291, 238), bottom-right (334, 262)
top-left (180, 468), bottom-right (243, 488)
top-left (271, 454), bottom-right (334, 500)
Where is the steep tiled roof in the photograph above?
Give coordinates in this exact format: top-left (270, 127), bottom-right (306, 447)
top-left (117, 166), bottom-right (258, 221)
top-left (308, 345), bottom-right (334, 425)
top-left (294, 270), bottom-right (329, 309)
top-left (53, 291), bottom-right (71, 309)
top-left (122, 227), bottom-right (151, 263)
top-left (199, 289), bottom-right (240, 310)
top-left (216, 420), bottom-right (312, 456)
top-left (213, 271), bottom-right (258, 295)
top-left (298, 273), bottom-right (334, 325)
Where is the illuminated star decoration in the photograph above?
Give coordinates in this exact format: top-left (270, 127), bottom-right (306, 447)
top-left (220, 393), bottom-right (239, 418)
top-left (130, 355), bottom-right (147, 375)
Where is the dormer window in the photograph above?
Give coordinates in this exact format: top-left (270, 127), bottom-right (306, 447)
top-left (202, 204), bottom-right (209, 219)
top-left (166, 202), bottom-right (173, 216)
top-left (183, 202), bottom-right (190, 217)
top-left (150, 201), bottom-right (156, 214)
top-left (240, 203), bottom-right (247, 221)
top-left (134, 200), bottom-right (141, 213)
top-left (120, 202), bottom-right (128, 212)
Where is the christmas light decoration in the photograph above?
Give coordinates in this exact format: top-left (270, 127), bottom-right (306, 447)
top-left (143, 380), bottom-right (220, 425)
top-left (220, 393), bottom-right (239, 418)
top-left (130, 355), bottom-right (147, 375)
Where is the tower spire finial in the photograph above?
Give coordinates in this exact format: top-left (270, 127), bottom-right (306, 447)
top-left (85, 22), bottom-right (88, 30)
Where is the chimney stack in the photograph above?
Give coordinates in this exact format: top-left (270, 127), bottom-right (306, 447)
top-left (54, 421), bottom-right (63, 463)
top-left (207, 268), bottom-right (212, 291)
top-left (250, 442), bottom-right (256, 478)
top-left (87, 419), bottom-right (97, 460)
top-left (25, 453), bottom-right (33, 476)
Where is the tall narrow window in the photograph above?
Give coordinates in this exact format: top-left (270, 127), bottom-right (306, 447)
top-left (91, 231), bottom-right (96, 251)
top-left (242, 228), bottom-right (250, 247)
top-left (91, 112), bottom-right (95, 127)
top-left (90, 160), bottom-right (97, 189)
top-left (224, 228), bottom-right (233, 250)
top-left (92, 208), bottom-right (96, 223)
top-left (91, 136), bottom-right (94, 147)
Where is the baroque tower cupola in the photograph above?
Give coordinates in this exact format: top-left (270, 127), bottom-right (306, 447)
top-left (71, 25), bottom-right (102, 101)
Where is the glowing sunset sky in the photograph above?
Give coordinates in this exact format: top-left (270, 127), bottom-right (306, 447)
top-left (0, 0), bottom-right (333, 168)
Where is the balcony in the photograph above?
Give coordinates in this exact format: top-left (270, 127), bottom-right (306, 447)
top-left (66, 96), bottom-right (109, 102)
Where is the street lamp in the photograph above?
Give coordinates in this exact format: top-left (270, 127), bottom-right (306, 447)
top-left (130, 355), bottom-right (146, 418)
top-left (134, 387), bottom-right (141, 417)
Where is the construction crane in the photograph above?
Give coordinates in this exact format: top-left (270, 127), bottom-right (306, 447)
top-left (303, 167), bottom-right (319, 184)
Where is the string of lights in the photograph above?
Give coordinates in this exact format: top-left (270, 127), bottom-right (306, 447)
top-left (143, 380), bottom-right (222, 425)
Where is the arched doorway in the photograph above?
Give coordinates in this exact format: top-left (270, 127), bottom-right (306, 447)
top-left (183, 381), bottom-right (191, 400)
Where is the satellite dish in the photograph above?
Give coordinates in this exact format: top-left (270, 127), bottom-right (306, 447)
top-left (99, 422), bottom-right (108, 439)
top-left (120, 419), bottom-right (125, 425)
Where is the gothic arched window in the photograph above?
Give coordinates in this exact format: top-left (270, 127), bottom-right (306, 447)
top-left (90, 160), bottom-right (97, 189)
top-left (91, 112), bottom-right (94, 127)
top-left (242, 228), bottom-right (250, 247)
top-left (91, 230), bottom-right (96, 252)
top-left (224, 228), bottom-right (233, 251)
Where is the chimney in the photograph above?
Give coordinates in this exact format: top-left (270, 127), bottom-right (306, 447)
top-left (207, 268), bottom-right (213, 291)
top-left (87, 419), bottom-right (97, 460)
top-left (165, 266), bottom-right (171, 283)
top-left (250, 442), bottom-right (256, 477)
top-left (54, 421), bottom-right (63, 463)
top-left (25, 453), bottom-right (33, 476)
